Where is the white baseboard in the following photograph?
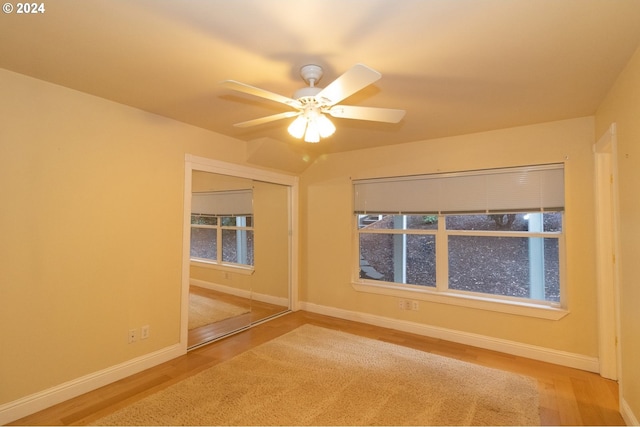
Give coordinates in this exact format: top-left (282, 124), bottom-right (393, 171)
top-left (300, 302), bottom-right (600, 373)
top-left (0, 344), bottom-right (184, 425)
top-left (621, 396), bottom-right (639, 426)
top-left (190, 278), bottom-right (289, 307)
top-left (1, 300), bottom-right (604, 425)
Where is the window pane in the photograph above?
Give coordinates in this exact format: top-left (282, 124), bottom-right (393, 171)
top-left (359, 233), bottom-right (392, 280)
top-left (542, 212), bottom-right (562, 232)
top-left (222, 229), bottom-right (254, 265)
top-left (408, 215), bottom-right (439, 230)
top-left (406, 234), bottom-right (436, 286)
top-left (220, 216), bottom-right (253, 227)
top-left (190, 227), bottom-right (216, 260)
top-left (191, 215), bottom-right (217, 226)
top-left (359, 233), bottom-right (436, 287)
top-left (358, 214), bottom-right (438, 230)
top-left (448, 236), bottom-right (559, 302)
top-left (446, 213), bottom-right (562, 232)
top-left (221, 217), bottom-right (237, 227)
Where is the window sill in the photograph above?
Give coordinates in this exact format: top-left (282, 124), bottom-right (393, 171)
top-left (190, 259), bottom-right (254, 275)
top-left (351, 280), bottom-right (568, 320)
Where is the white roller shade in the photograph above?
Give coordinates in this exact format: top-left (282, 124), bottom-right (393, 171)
top-left (353, 164), bottom-right (564, 214)
top-left (192, 190), bottom-right (253, 215)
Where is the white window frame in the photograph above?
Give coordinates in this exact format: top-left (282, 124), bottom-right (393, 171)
top-left (190, 214), bottom-right (254, 273)
top-left (351, 165), bottom-right (568, 320)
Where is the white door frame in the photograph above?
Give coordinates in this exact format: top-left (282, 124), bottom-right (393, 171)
top-left (593, 123), bottom-right (621, 380)
top-left (180, 154), bottom-right (299, 352)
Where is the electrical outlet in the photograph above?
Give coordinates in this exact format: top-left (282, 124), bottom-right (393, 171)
top-left (128, 328), bottom-right (138, 343)
top-left (411, 300), bottom-right (419, 311)
top-left (141, 325), bottom-right (150, 340)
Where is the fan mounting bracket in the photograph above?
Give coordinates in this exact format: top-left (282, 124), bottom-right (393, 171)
top-left (299, 64), bottom-right (323, 86)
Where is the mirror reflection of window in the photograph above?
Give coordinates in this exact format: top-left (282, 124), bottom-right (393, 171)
top-left (190, 189), bottom-right (254, 269)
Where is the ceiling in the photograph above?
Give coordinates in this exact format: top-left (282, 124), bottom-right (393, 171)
top-left (2, 0), bottom-right (640, 159)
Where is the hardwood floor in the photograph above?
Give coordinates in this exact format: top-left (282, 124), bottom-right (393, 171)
top-left (188, 286), bottom-right (288, 348)
top-left (11, 311), bottom-right (624, 426)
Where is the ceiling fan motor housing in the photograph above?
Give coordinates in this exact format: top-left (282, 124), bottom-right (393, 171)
top-left (293, 86), bottom-right (323, 103)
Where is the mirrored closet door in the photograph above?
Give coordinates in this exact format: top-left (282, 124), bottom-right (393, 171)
top-left (184, 160), bottom-right (295, 349)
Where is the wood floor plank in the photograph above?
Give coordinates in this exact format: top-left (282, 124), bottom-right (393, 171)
top-left (537, 379), bottom-right (561, 426)
top-left (554, 377), bottom-right (588, 425)
top-left (9, 310), bottom-right (624, 426)
top-left (187, 286), bottom-right (287, 348)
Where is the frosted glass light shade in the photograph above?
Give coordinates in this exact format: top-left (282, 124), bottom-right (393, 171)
top-left (304, 120), bottom-right (320, 143)
top-left (288, 112), bottom-right (334, 143)
top-left (317, 114), bottom-right (336, 138)
top-left (287, 115), bottom-right (307, 138)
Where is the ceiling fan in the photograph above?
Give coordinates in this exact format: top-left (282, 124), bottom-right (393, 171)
top-left (220, 63), bottom-right (405, 143)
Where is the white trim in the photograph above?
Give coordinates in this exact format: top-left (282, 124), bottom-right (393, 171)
top-left (0, 344), bottom-right (183, 425)
top-left (620, 397), bottom-right (639, 427)
top-left (300, 301), bottom-right (599, 373)
top-left (351, 282), bottom-right (568, 320)
top-left (288, 181), bottom-right (300, 311)
top-left (593, 123), bottom-right (621, 381)
top-left (181, 158), bottom-right (194, 352)
top-left (190, 278), bottom-right (289, 307)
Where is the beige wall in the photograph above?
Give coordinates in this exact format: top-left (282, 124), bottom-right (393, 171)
top-left (299, 117), bottom-right (598, 356)
top-left (252, 181), bottom-right (290, 298)
top-left (0, 69), bottom-right (250, 405)
top-left (595, 45), bottom-right (640, 421)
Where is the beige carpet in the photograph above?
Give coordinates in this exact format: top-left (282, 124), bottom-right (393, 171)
top-left (188, 293), bottom-right (250, 330)
top-left (94, 324), bottom-right (540, 426)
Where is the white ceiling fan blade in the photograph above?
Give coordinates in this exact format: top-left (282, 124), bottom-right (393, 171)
top-left (316, 64), bottom-right (382, 106)
top-left (328, 105), bottom-right (405, 123)
top-left (221, 80), bottom-right (302, 109)
top-left (233, 111), bottom-right (300, 128)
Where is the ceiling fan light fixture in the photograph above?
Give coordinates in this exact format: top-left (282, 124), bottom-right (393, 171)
top-left (304, 119), bottom-right (321, 143)
top-left (317, 114), bottom-right (336, 138)
top-left (287, 115), bottom-right (307, 139)
top-left (288, 110), bottom-right (334, 143)
top-left (225, 63), bottom-right (404, 144)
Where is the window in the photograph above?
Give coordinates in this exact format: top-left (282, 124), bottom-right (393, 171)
top-left (354, 165), bottom-right (564, 307)
top-left (190, 190), bottom-right (254, 268)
